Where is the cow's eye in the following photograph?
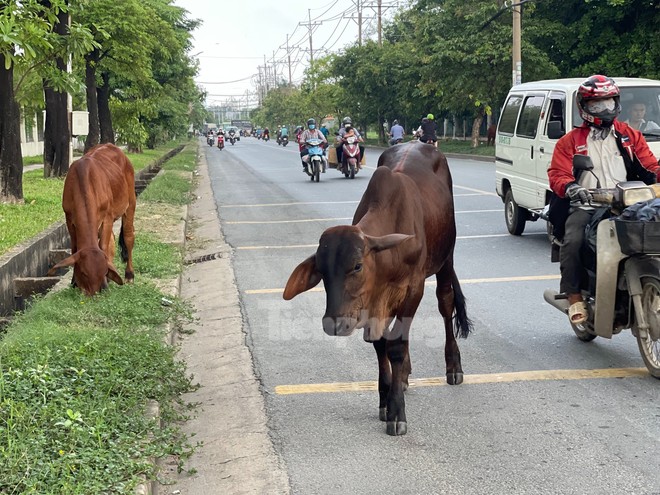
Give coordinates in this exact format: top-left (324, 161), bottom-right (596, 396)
top-left (353, 263), bottom-right (362, 273)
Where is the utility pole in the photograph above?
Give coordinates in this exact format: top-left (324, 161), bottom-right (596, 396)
top-left (286, 34), bottom-right (292, 84)
top-left (345, 1), bottom-right (363, 46)
top-left (377, 0), bottom-right (382, 46)
top-left (299, 9), bottom-right (322, 66)
top-left (365, 1), bottom-right (395, 46)
top-left (512, 2), bottom-right (522, 86)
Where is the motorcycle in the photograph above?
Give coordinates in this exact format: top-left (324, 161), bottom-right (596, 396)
top-left (340, 135), bottom-right (361, 179)
top-left (544, 155), bottom-right (660, 378)
top-left (217, 133), bottom-right (225, 150)
top-left (281, 135), bottom-right (288, 147)
top-left (389, 137), bottom-right (404, 146)
top-left (304, 137), bottom-right (326, 183)
top-left (207, 135), bottom-right (214, 147)
top-left (228, 130), bottom-right (237, 145)
top-left (263, 133), bottom-right (270, 142)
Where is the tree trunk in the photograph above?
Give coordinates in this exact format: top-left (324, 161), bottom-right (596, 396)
top-left (84, 49), bottom-right (100, 153)
top-left (471, 108), bottom-right (485, 148)
top-left (0, 52), bottom-right (24, 203)
top-left (43, 9), bottom-right (71, 177)
top-left (98, 71), bottom-right (114, 144)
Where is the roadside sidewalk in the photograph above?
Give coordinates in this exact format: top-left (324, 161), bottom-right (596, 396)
top-left (170, 150), bottom-right (290, 494)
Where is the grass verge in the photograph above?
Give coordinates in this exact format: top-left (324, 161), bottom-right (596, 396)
top-left (0, 142), bottom-right (198, 493)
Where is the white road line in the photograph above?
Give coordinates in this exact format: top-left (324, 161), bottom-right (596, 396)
top-left (245, 274), bottom-right (560, 295)
top-left (235, 232), bottom-right (546, 250)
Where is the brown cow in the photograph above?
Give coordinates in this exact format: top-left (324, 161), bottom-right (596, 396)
top-left (48, 143), bottom-right (136, 296)
top-left (284, 142), bottom-right (473, 436)
top-left (487, 124), bottom-right (497, 146)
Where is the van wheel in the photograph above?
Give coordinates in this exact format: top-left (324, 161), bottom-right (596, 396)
top-left (504, 190), bottom-right (526, 235)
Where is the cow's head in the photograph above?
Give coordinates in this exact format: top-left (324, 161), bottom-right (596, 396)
top-left (283, 225), bottom-right (412, 337)
top-left (48, 247), bottom-right (123, 296)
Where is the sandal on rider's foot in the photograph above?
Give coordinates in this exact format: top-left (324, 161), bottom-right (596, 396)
top-left (568, 301), bottom-right (588, 325)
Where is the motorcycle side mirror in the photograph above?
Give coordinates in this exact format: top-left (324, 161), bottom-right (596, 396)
top-left (572, 154), bottom-right (594, 171)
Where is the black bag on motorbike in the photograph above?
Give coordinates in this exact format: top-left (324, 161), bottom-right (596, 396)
top-left (547, 192), bottom-right (570, 241)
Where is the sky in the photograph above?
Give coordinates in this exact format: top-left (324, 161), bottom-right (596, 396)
top-left (173, 0), bottom-right (402, 110)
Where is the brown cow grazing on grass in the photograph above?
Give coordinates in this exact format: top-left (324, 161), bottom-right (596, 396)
top-left (284, 142), bottom-right (473, 436)
top-left (48, 143), bottom-right (136, 296)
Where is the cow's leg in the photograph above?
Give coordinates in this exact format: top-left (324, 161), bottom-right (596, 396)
top-left (373, 338), bottom-right (391, 422)
top-left (99, 219), bottom-right (115, 263)
top-left (385, 336), bottom-right (408, 436)
top-left (121, 202), bottom-right (136, 282)
top-left (402, 340), bottom-right (411, 391)
top-left (436, 268), bottom-right (463, 385)
top-left (66, 215), bottom-right (78, 287)
top-left (384, 291), bottom-right (422, 436)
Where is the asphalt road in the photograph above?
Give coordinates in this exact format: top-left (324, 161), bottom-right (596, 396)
top-left (203, 137), bottom-right (660, 495)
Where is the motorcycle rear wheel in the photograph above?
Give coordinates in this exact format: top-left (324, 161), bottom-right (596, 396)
top-left (571, 321), bottom-right (597, 342)
top-left (636, 277), bottom-right (660, 378)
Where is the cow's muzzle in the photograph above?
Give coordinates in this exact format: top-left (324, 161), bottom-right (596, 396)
top-left (322, 315), bottom-right (358, 336)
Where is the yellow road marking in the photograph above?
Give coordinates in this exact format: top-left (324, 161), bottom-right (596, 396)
top-left (275, 368), bottom-right (648, 395)
top-left (244, 274), bottom-right (560, 295)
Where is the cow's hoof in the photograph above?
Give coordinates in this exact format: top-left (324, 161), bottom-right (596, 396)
top-left (379, 407), bottom-right (386, 421)
top-left (386, 421), bottom-right (407, 436)
top-left (446, 372), bottom-right (464, 385)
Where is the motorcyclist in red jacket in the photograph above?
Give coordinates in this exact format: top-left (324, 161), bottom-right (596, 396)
top-left (547, 74), bottom-right (660, 325)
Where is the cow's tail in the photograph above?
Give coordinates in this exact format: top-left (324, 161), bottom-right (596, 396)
top-left (119, 225), bottom-right (128, 263)
top-left (452, 269), bottom-right (473, 339)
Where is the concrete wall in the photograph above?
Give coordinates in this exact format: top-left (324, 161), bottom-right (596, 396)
top-left (20, 111), bottom-right (44, 158)
top-left (0, 223), bottom-right (70, 316)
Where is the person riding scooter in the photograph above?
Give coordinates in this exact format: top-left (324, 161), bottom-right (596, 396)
top-left (335, 117), bottom-right (364, 166)
top-left (299, 118), bottom-right (327, 175)
top-left (389, 119), bottom-right (405, 145)
top-left (547, 74), bottom-right (660, 325)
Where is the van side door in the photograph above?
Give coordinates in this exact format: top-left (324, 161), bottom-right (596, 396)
top-left (510, 91), bottom-right (547, 210)
top-left (536, 91), bottom-right (566, 206)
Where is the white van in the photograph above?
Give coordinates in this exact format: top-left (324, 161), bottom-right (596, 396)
top-left (495, 77), bottom-right (660, 235)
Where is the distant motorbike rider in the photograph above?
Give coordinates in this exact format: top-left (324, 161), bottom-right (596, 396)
top-left (263, 127), bottom-right (270, 140)
top-left (299, 118), bottom-right (327, 174)
top-left (419, 113), bottom-right (438, 146)
top-left (295, 126), bottom-right (305, 151)
top-left (336, 117), bottom-right (365, 165)
top-left (320, 123), bottom-right (329, 139)
top-left (389, 119), bottom-right (405, 145)
top-left (280, 125), bottom-right (289, 140)
top-left (547, 74), bottom-right (660, 325)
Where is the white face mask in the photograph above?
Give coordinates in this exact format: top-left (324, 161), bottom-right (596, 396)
top-left (586, 98), bottom-right (616, 113)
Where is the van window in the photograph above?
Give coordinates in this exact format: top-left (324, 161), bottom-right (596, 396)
top-left (498, 95), bottom-right (523, 135)
top-left (546, 98), bottom-right (565, 135)
top-left (516, 95), bottom-right (545, 138)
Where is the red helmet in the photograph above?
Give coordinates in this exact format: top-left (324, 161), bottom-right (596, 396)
top-left (576, 75), bottom-right (621, 127)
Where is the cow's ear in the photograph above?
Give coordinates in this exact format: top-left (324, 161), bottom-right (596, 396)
top-left (106, 263), bottom-right (124, 286)
top-left (283, 255), bottom-right (322, 300)
top-left (365, 233), bottom-right (414, 253)
top-left (47, 252), bottom-right (81, 275)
